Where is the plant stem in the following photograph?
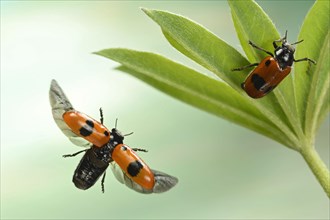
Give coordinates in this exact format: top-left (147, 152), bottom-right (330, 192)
top-left (300, 147), bottom-right (330, 198)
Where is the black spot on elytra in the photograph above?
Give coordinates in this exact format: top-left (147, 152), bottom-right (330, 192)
top-left (86, 120), bottom-right (94, 127)
top-left (121, 146), bottom-right (127, 151)
top-left (104, 130), bottom-right (109, 137)
top-left (80, 126), bottom-right (93, 136)
top-left (127, 160), bottom-right (143, 177)
top-left (251, 74), bottom-right (266, 90)
top-left (265, 59), bottom-right (271, 67)
top-left (79, 120), bottom-right (94, 137)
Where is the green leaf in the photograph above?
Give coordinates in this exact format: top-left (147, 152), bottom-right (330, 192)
top-left (228, 0), bottom-right (280, 62)
top-left (142, 6), bottom-right (300, 149)
top-left (94, 48), bottom-right (295, 147)
top-left (96, 1), bottom-right (330, 197)
top-left (293, 0), bottom-right (330, 198)
top-left (294, 0), bottom-right (330, 141)
top-left (141, 7), bottom-right (248, 91)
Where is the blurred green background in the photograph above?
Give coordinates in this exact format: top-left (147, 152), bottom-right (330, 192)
top-left (1, 1), bottom-right (329, 219)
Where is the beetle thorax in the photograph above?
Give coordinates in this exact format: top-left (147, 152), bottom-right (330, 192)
top-left (274, 43), bottom-right (294, 70)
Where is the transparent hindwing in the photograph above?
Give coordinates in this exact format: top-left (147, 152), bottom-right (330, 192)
top-left (49, 79), bottom-right (91, 148)
top-left (110, 162), bottom-right (178, 194)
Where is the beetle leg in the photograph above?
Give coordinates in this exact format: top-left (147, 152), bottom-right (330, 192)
top-left (62, 149), bottom-right (88, 158)
top-left (101, 171), bottom-right (106, 193)
top-left (249, 41), bottom-right (274, 57)
top-left (232, 63), bottom-right (259, 71)
top-left (294, 57), bottom-right (316, 65)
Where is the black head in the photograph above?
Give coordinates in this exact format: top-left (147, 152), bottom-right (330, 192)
top-left (274, 31), bottom-right (303, 70)
top-left (110, 128), bottom-right (124, 146)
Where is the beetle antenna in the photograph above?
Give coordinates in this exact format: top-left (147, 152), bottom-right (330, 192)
top-left (284, 30), bottom-right (288, 41)
top-left (99, 108), bottom-right (104, 124)
top-left (114, 118), bottom-right (133, 136)
top-left (124, 132), bottom-right (134, 136)
top-left (291, 39), bottom-right (304, 46)
top-left (115, 118), bottom-right (118, 129)
top-left (132, 148), bottom-right (148, 152)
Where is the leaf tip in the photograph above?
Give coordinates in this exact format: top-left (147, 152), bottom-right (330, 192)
top-left (92, 50), bottom-right (103, 56)
top-left (140, 7), bottom-right (151, 15)
top-left (92, 49), bottom-right (113, 58)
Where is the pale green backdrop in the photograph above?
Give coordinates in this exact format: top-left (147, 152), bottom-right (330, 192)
top-left (1, 1), bottom-right (329, 219)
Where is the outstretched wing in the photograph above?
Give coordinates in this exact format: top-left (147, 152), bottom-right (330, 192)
top-left (49, 79), bottom-right (91, 148)
top-left (110, 162), bottom-right (178, 194)
top-left (150, 169), bottom-right (179, 193)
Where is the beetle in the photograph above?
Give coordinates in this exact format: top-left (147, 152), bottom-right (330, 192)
top-left (232, 31), bottom-right (316, 98)
top-left (49, 79), bottom-right (178, 193)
